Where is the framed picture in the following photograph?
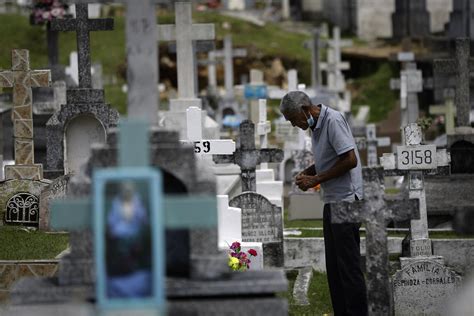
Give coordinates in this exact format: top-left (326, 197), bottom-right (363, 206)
top-left (93, 167), bottom-right (165, 312)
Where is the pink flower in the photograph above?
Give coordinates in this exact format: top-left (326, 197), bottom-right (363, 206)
top-left (230, 241), bottom-right (241, 251)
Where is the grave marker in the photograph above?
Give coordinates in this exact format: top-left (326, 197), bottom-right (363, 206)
top-left (380, 123), bottom-right (451, 257)
top-left (434, 38), bottom-right (474, 129)
top-left (51, 3), bottom-right (113, 89)
top-left (365, 124), bottom-right (390, 167)
top-left (429, 92), bottom-right (456, 135)
top-left (182, 106), bottom-right (235, 155)
top-left (0, 49), bottom-right (51, 180)
top-left (391, 0), bottom-right (430, 38)
top-left (331, 167), bottom-right (420, 315)
top-left (303, 28), bottom-right (322, 90)
top-left (213, 120), bottom-right (283, 192)
top-left (446, 0), bottom-right (474, 40)
top-left (157, 2), bottom-right (214, 100)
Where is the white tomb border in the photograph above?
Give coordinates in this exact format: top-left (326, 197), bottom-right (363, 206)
top-left (181, 106), bottom-right (236, 155)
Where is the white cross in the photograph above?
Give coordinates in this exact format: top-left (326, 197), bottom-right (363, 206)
top-left (182, 106), bottom-right (235, 155)
top-left (157, 2), bottom-right (215, 99)
top-left (380, 123), bottom-right (450, 257)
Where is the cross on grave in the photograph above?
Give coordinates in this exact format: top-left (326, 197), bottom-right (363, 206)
top-left (212, 35), bottom-right (247, 99)
top-left (434, 38), bottom-right (474, 129)
top-left (390, 62), bottom-right (423, 127)
top-left (50, 120), bottom-right (219, 311)
top-left (169, 40), bottom-right (215, 97)
top-left (380, 123), bottom-right (451, 257)
top-left (182, 106), bottom-right (235, 154)
top-left (0, 49), bottom-right (51, 180)
top-left (429, 90), bottom-right (457, 135)
top-left (245, 69), bottom-right (267, 124)
top-left (330, 167), bottom-right (420, 316)
top-left (320, 27), bottom-right (352, 93)
top-left (50, 3), bottom-right (113, 89)
top-left (157, 2), bottom-right (215, 99)
top-left (257, 99), bottom-right (271, 169)
top-left (303, 28), bottom-right (322, 90)
top-left (213, 120), bottom-right (284, 192)
top-left (356, 124), bottom-right (391, 167)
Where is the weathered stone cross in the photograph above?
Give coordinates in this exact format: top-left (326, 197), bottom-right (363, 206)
top-left (330, 167), bottom-right (420, 315)
top-left (365, 124), bottom-right (390, 167)
top-left (157, 2), bottom-right (215, 99)
top-left (380, 123), bottom-right (451, 257)
top-left (434, 38), bottom-right (474, 129)
top-left (51, 3), bottom-right (113, 89)
top-left (213, 120), bottom-right (283, 192)
top-left (0, 49), bottom-right (51, 180)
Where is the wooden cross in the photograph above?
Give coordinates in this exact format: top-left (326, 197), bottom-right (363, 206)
top-left (157, 2), bottom-right (215, 99)
top-left (51, 3), bottom-right (113, 89)
top-left (434, 38), bottom-right (474, 128)
top-left (213, 120), bottom-right (283, 192)
top-left (330, 167), bottom-right (420, 316)
top-left (182, 106), bottom-right (236, 155)
top-left (0, 49), bottom-right (50, 180)
top-left (380, 123), bottom-right (451, 257)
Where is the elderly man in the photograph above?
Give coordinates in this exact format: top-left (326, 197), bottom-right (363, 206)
top-left (280, 91), bottom-right (367, 316)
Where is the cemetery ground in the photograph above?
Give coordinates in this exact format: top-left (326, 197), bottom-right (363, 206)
top-left (0, 11), bottom-right (399, 123)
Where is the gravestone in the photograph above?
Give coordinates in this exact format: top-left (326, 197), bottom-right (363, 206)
top-left (380, 123), bottom-right (460, 315)
top-left (331, 167), bottom-right (420, 315)
top-left (391, 0), bottom-right (431, 39)
top-left (363, 124), bottom-right (391, 167)
top-left (303, 28), bottom-right (322, 90)
top-left (390, 62), bottom-right (423, 127)
top-left (0, 49), bottom-right (51, 226)
top-left (445, 0), bottom-right (474, 40)
top-left (429, 91), bottom-right (456, 135)
top-left (213, 120), bottom-right (284, 192)
top-left (246, 69), bottom-right (267, 124)
top-left (229, 192), bottom-right (283, 268)
top-left (157, 2), bottom-right (216, 137)
top-left (47, 3), bottom-right (118, 175)
top-left (434, 38), bottom-right (474, 174)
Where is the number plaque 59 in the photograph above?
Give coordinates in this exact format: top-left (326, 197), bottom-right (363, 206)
top-left (396, 145), bottom-right (437, 170)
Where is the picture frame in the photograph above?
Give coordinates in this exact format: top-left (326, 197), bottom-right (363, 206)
top-left (93, 167), bottom-right (164, 312)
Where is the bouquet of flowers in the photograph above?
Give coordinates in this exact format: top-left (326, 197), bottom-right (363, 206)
top-left (227, 241), bottom-right (258, 272)
top-left (30, 0), bottom-right (69, 25)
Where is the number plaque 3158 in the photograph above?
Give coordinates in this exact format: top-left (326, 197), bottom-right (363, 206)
top-left (396, 145), bottom-right (437, 170)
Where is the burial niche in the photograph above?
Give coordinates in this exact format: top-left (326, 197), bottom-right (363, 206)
top-left (5, 192), bottom-right (39, 226)
top-left (64, 115), bottom-right (106, 175)
top-left (450, 140), bottom-right (474, 174)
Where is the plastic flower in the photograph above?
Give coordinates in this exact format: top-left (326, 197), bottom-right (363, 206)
top-left (230, 241), bottom-right (240, 251)
top-left (248, 249), bottom-right (257, 256)
top-left (228, 256), bottom-right (240, 271)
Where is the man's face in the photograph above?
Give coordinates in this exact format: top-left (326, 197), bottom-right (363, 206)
top-left (283, 110), bottom-right (310, 130)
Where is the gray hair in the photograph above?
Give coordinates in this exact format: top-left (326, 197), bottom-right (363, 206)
top-left (280, 91), bottom-right (312, 115)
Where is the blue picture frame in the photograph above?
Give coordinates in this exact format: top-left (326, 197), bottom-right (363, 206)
top-left (93, 167), bottom-right (165, 313)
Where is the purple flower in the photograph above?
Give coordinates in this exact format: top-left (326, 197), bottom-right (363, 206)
top-left (230, 241), bottom-right (241, 251)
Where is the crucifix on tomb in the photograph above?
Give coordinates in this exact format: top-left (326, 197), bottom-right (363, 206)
top-left (256, 99), bottom-right (272, 169)
top-left (157, 2), bottom-right (215, 101)
top-left (51, 3), bottom-right (113, 89)
top-left (182, 106), bottom-right (235, 155)
top-left (213, 120), bottom-right (283, 192)
top-left (320, 27), bottom-right (352, 93)
top-left (434, 38), bottom-right (474, 130)
top-left (380, 123), bottom-right (451, 257)
top-left (330, 167), bottom-right (420, 315)
top-left (390, 62), bottom-right (423, 127)
top-left (68, 0), bottom-right (168, 123)
top-left (364, 124), bottom-right (391, 167)
top-left (0, 49), bottom-right (51, 180)
top-left (303, 28), bottom-right (322, 90)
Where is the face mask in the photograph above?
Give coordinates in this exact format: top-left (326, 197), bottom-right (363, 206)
top-left (303, 110), bottom-right (315, 128)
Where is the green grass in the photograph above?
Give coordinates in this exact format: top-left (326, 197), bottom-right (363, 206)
top-left (351, 62), bottom-right (398, 122)
top-left (0, 226), bottom-right (69, 260)
top-left (278, 270), bottom-right (333, 316)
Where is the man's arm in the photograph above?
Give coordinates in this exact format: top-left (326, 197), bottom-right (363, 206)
top-left (299, 164), bottom-right (316, 176)
top-left (296, 150), bottom-right (357, 191)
